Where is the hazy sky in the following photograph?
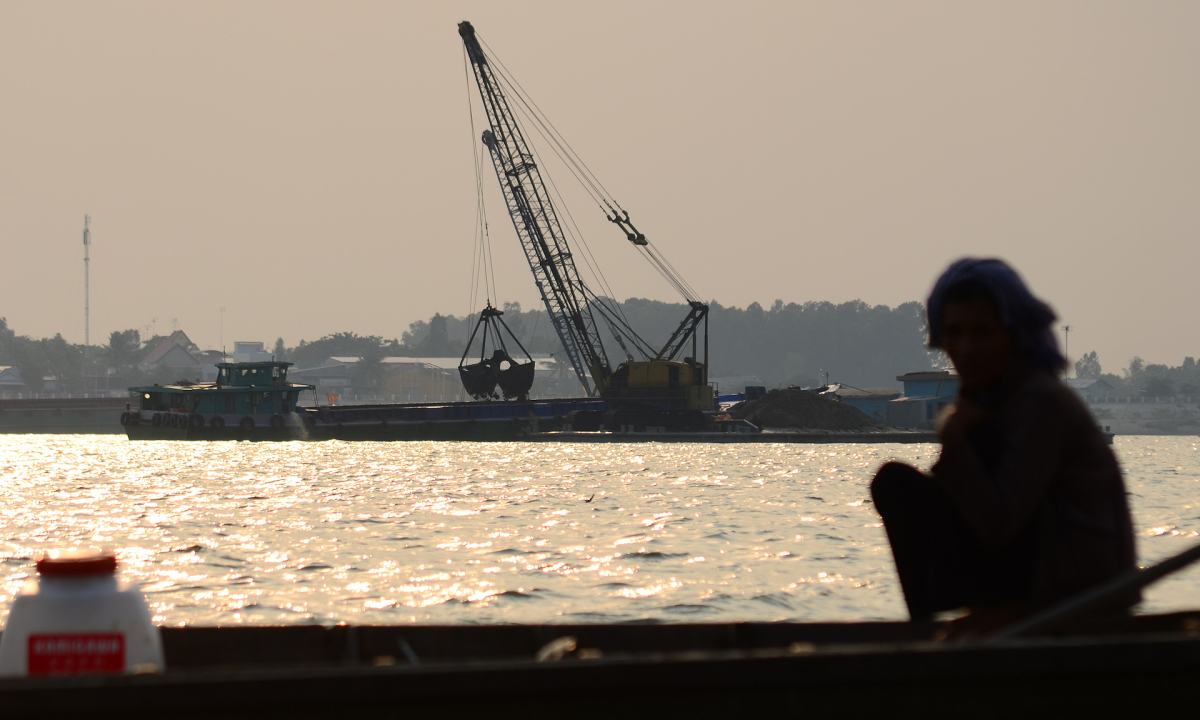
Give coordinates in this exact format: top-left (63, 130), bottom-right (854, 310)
top-left (1, 1), bottom-right (1197, 374)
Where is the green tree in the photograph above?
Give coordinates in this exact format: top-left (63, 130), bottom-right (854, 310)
top-left (0, 318), bottom-right (15, 359)
top-left (273, 337), bottom-right (286, 361)
top-left (32, 334), bottom-right (85, 394)
top-left (8, 341), bottom-right (46, 391)
top-left (294, 295), bottom-right (937, 393)
top-left (1144, 376), bottom-right (1174, 397)
top-left (594, 296), bottom-right (934, 389)
top-left (1100, 372), bottom-right (1130, 395)
top-left (107, 329), bottom-right (142, 368)
top-left (1075, 351), bottom-right (1102, 378)
top-left (1124, 357), bottom-right (1145, 380)
top-left (352, 342), bottom-right (387, 392)
top-left (290, 332), bottom-right (400, 367)
top-left (408, 314), bottom-right (461, 357)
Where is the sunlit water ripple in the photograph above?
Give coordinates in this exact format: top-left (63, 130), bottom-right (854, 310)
top-left (0, 436), bottom-right (1196, 627)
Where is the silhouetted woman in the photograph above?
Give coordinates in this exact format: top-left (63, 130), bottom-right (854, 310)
top-left (871, 258), bottom-right (1137, 634)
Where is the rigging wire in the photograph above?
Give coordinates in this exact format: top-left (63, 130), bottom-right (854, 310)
top-left (480, 37), bottom-right (617, 214)
top-left (526, 309), bottom-right (542, 351)
top-left (510, 98), bottom-right (632, 328)
top-left (471, 30), bottom-right (705, 371)
top-left (640, 245), bottom-right (697, 300)
top-left (464, 45), bottom-right (500, 331)
top-left (464, 47), bottom-right (483, 329)
top-left (507, 103), bottom-right (647, 354)
top-left (479, 141), bottom-right (499, 303)
top-left (486, 57), bottom-right (641, 335)
top-left (477, 37), bottom-right (631, 342)
top-left (479, 34), bottom-right (701, 306)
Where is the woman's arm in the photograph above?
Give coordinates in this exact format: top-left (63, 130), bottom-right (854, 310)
top-left (933, 386), bottom-right (1065, 548)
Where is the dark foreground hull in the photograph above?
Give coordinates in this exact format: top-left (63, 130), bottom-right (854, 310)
top-left (3, 615), bottom-right (1199, 718)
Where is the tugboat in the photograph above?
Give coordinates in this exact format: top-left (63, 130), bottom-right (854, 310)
top-left (122, 361), bottom-right (314, 440)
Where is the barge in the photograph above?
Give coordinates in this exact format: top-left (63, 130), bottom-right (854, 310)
top-left (121, 360), bottom-right (617, 441)
top-left (0, 397), bottom-right (127, 434)
top-left (301, 397), bottom-right (611, 441)
top-left (127, 361), bottom-right (951, 444)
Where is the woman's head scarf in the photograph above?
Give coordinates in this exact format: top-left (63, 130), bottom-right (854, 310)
top-left (927, 258), bottom-right (1066, 374)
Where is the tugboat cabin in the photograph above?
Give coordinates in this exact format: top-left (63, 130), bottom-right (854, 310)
top-left (128, 361), bottom-right (313, 431)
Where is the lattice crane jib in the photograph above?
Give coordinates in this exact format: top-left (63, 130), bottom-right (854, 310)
top-left (458, 21), bottom-right (713, 411)
top-left (461, 22), bottom-right (610, 397)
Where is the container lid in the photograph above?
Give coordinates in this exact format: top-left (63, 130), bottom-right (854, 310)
top-left (36, 549), bottom-right (118, 577)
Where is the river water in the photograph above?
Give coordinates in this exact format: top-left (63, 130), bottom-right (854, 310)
top-left (0, 436), bottom-right (1196, 627)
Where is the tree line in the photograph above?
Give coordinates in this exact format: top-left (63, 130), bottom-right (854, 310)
top-left (286, 298), bottom-right (937, 390)
top-left (0, 319), bottom-right (210, 393)
top-left (0, 318), bottom-right (88, 394)
top-left (8, 301), bottom-right (1194, 397)
top-left (1074, 351), bottom-right (1200, 397)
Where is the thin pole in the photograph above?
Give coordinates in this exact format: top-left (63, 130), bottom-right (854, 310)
top-left (83, 215), bottom-right (91, 351)
top-left (988, 540), bottom-right (1200, 643)
top-left (1063, 325), bottom-right (1072, 377)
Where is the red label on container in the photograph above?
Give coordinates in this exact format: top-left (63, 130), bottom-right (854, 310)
top-left (27, 634), bottom-right (125, 675)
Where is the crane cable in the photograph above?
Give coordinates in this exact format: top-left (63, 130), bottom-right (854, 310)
top-left (480, 37), bottom-right (617, 214)
top-left (464, 45), bottom-right (500, 329)
top-left (469, 44), bottom-right (636, 364)
top-left (504, 92), bottom-right (693, 345)
top-left (479, 35), bottom-right (702, 306)
top-left (513, 127), bottom-right (652, 359)
top-left (479, 42), bottom-right (641, 348)
top-left (505, 66), bottom-right (698, 304)
top-left (490, 66), bottom-right (635, 333)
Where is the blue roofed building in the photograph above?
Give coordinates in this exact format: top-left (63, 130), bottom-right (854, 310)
top-left (888, 370), bottom-right (960, 429)
top-left (828, 386), bottom-right (901, 423)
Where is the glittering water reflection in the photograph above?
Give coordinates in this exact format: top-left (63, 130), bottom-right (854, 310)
top-left (0, 436), bottom-right (1196, 626)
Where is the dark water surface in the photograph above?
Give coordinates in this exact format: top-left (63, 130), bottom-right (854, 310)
top-left (0, 436), bottom-right (1196, 626)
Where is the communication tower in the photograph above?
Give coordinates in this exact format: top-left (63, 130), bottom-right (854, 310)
top-left (83, 215), bottom-right (91, 352)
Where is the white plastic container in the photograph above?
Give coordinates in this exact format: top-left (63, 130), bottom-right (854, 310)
top-left (0, 550), bottom-right (164, 676)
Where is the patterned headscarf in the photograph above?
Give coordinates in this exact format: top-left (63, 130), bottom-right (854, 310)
top-left (927, 258), bottom-right (1065, 373)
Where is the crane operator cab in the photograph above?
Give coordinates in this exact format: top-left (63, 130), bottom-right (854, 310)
top-left (595, 358), bottom-right (713, 433)
top-left (604, 359), bottom-right (712, 411)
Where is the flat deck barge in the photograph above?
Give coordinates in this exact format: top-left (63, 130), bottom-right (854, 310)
top-left (120, 362), bottom-right (943, 443)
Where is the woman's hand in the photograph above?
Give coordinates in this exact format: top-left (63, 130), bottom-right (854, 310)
top-left (937, 398), bottom-right (988, 447)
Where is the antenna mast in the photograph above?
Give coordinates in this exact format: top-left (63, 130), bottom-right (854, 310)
top-left (83, 215), bottom-right (91, 352)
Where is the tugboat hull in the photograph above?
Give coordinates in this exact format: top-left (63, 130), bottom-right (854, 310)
top-left (123, 424), bottom-right (306, 442)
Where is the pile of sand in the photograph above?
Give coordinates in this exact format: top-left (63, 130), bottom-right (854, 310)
top-left (730, 388), bottom-right (886, 431)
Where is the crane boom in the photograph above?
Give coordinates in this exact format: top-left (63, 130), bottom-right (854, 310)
top-left (458, 21), bottom-right (713, 414)
top-left (460, 22), bottom-right (610, 396)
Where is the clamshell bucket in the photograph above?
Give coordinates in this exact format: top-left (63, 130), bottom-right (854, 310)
top-left (497, 357), bottom-right (535, 399)
top-left (459, 304), bottom-right (536, 401)
top-left (459, 359), bottom-right (500, 400)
